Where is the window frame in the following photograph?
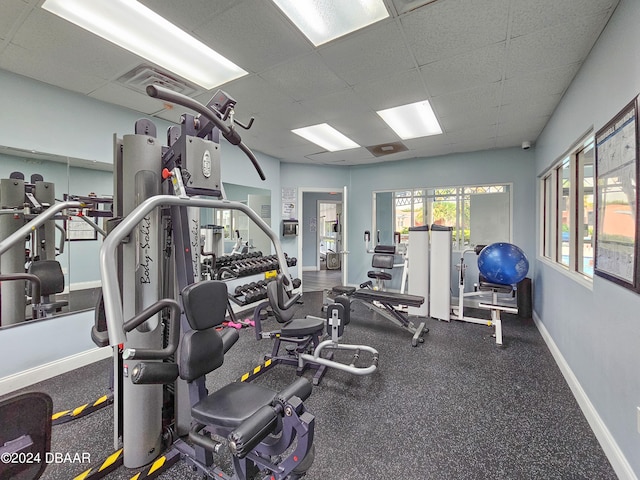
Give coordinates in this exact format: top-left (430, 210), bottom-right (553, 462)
top-left (373, 182), bottom-right (513, 252)
top-left (539, 132), bottom-right (595, 284)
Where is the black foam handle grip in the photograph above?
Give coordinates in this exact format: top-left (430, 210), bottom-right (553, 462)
top-left (131, 362), bottom-right (179, 385)
top-left (219, 328), bottom-right (240, 354)
top-left (229, 405), bottom-right (278, 458)
top-left (276, 378), bottom-right (312, 403)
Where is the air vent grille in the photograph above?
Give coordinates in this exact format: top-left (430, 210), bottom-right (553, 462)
top-left (117, 65), bottom-right (202, 97)
top-left (366, 141), bottom-right (408, 157)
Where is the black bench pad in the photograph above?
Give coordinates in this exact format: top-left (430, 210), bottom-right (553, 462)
top-left (352, 289), bottom-right (424, 307)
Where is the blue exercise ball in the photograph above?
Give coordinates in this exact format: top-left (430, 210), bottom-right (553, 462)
top-left (477, 242), bottom-right (529, 285)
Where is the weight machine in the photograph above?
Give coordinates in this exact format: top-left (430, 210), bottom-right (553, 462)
top-left (95, 85), bottom-right (315, 479)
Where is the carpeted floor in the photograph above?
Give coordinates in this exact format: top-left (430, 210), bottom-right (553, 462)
top-left (0, 291), bottom-right (616, 480)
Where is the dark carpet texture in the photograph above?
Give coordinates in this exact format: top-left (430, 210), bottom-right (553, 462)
top-left (0, 291), bottom-right (616, 480)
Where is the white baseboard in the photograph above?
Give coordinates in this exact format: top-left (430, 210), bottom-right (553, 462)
top-left (302, 266), bottom-right (319, 272)
top-left (533, 311), bottom-right (637, 480)
top-left (62, 280), bottom-right (102, 294)
top-left (0, 347), bottom-right (111, 397)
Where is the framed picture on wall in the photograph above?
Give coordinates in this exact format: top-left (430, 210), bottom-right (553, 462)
top-left (594, 98), bottom-right (640, 291)
top-left (65, 215), bottom-right (98, 241)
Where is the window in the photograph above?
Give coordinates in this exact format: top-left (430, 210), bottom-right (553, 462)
top-left (374, 184), bottom-right (511, 250)
top-left (540, 135), bottom-right (595, 278)
top-left (558, 158), bottom-right (571, 267)
top-left (577, 143), bottom-right (595, 276)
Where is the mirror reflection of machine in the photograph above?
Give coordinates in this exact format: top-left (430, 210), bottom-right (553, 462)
top-left (0, 173), bottom-right (64, 326)
top-left (0, 178), bottom-right (113, 326)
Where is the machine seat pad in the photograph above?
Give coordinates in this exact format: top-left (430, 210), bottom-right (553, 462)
top-left (191, 382), bottom-right (276, 429)
top-left (367, 271), bottom-right (392, 281)
top-left (478, 280), bottom-right (513, 293)
top-left (41, 300), bottom-right (69, 312)
top-left (281, 316), bottom-right (324, 336)
top-left (332, 285), bottom-right (356, 295)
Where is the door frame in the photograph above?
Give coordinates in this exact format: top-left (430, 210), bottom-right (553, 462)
top-left (298, 186), bottom-right (349, 287)
top-left (316, 199), bottom-right (342, 271)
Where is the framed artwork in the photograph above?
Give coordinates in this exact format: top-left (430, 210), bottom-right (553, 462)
top-left (594, 99), bottom-right (639, 290)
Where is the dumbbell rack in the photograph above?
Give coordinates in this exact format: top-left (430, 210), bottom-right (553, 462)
top-left (205, 251), bottom-right (299, 311)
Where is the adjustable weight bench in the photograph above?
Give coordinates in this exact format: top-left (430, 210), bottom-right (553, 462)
top-left (339, 287), bottom-right (427, 347)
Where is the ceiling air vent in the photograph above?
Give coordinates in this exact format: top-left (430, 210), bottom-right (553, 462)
top-left (366, 141), bottom-right (408, 157)
top-left (116, 64), bottom-right (202, 97)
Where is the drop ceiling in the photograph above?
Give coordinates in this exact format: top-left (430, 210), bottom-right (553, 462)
top-left (0, 0), bottom-right (619, 165)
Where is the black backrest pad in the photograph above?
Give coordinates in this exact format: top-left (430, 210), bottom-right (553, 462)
top-left (179, 329), bottom-right (225, 382)
top-left (28, 260), bottom-right (65, 296)
top-left (267, 280), bottom-right (295, 323)
top-left (181, 280), bottom-right (228, 330)
top-left (374, 244), bottom-right (396, 254)
top-left (371, 253), bottom-right (395, 270)
top-left (334, 295), bottom-right (350, 326)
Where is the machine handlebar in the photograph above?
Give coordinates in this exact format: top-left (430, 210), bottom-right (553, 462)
top-left (146, 85), bottom-right (265, 181)
top-left (0, 274), bottom-right (42, 316)
top-left (121, 299), bottom-right (180, 360)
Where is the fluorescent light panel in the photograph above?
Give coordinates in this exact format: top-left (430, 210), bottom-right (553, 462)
top-left (41, 0), bottom-right (247, 90)
top-left (292, 123), bottom-right (360, 152)
top-left (377, 100), bottom-right (443, 140)
top-left (271, 0), bottom-right (389, 46)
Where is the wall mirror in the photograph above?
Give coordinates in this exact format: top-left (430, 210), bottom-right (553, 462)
top-left (202, 183), bottom-right (272, 256)
top-left (0, 148), bottom-right (272, 329)
top-left (0, 146), bottom-right (112, 328)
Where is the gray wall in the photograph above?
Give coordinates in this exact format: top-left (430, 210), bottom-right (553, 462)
top-left (534, 0), bottom-right (640, 476)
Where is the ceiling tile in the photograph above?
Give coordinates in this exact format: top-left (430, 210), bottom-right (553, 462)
top-left (299, 88), bottom-right (372, 122)
top-left (390, 0), bottom-right (442, 15)
top-left (431, 83), bottom-right (502, 118)
top-left (319, 21), bottom-right (414, 86)
top-left (306, 148), bottom-right (375, 165)
top-left (139, 0), bottom-right (237, 31)
top-left (506, 12), bottom-right (610, 77)
top-left (421, 42), bottom-right (506, 97)
top-left (327, 111), bottom-right (397, 146)
top-left (194, 0), bottom-right (312, 74)
top-left (352, 69), bottom-right (426, 111)
top-left (10, 9), bottom-right (141, 82)
top-left (497, 115), bottom-right (548, 139)
top-left (502, 64), bottom-right (580, 103)
top-left (510, 0), bottom-right (618, 38)
top-left (88, 83), bottom-right (171, 115)
top-left (445, 124), bottom-right (497, 144)
top-left (259, 53), bottom-right (349, 102)
top-left (440, 107), bottom-right (499, 133)
top-left (0, 43), bottom-right (107, 94)
top-left (0, 0), bottom-right (620, 166)
top-left (0, 0), bottom-right (30, 41)
top-left (498, 94), bottom-right (562, 124)
top-left (401, 0), bottom-right (508, 65)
